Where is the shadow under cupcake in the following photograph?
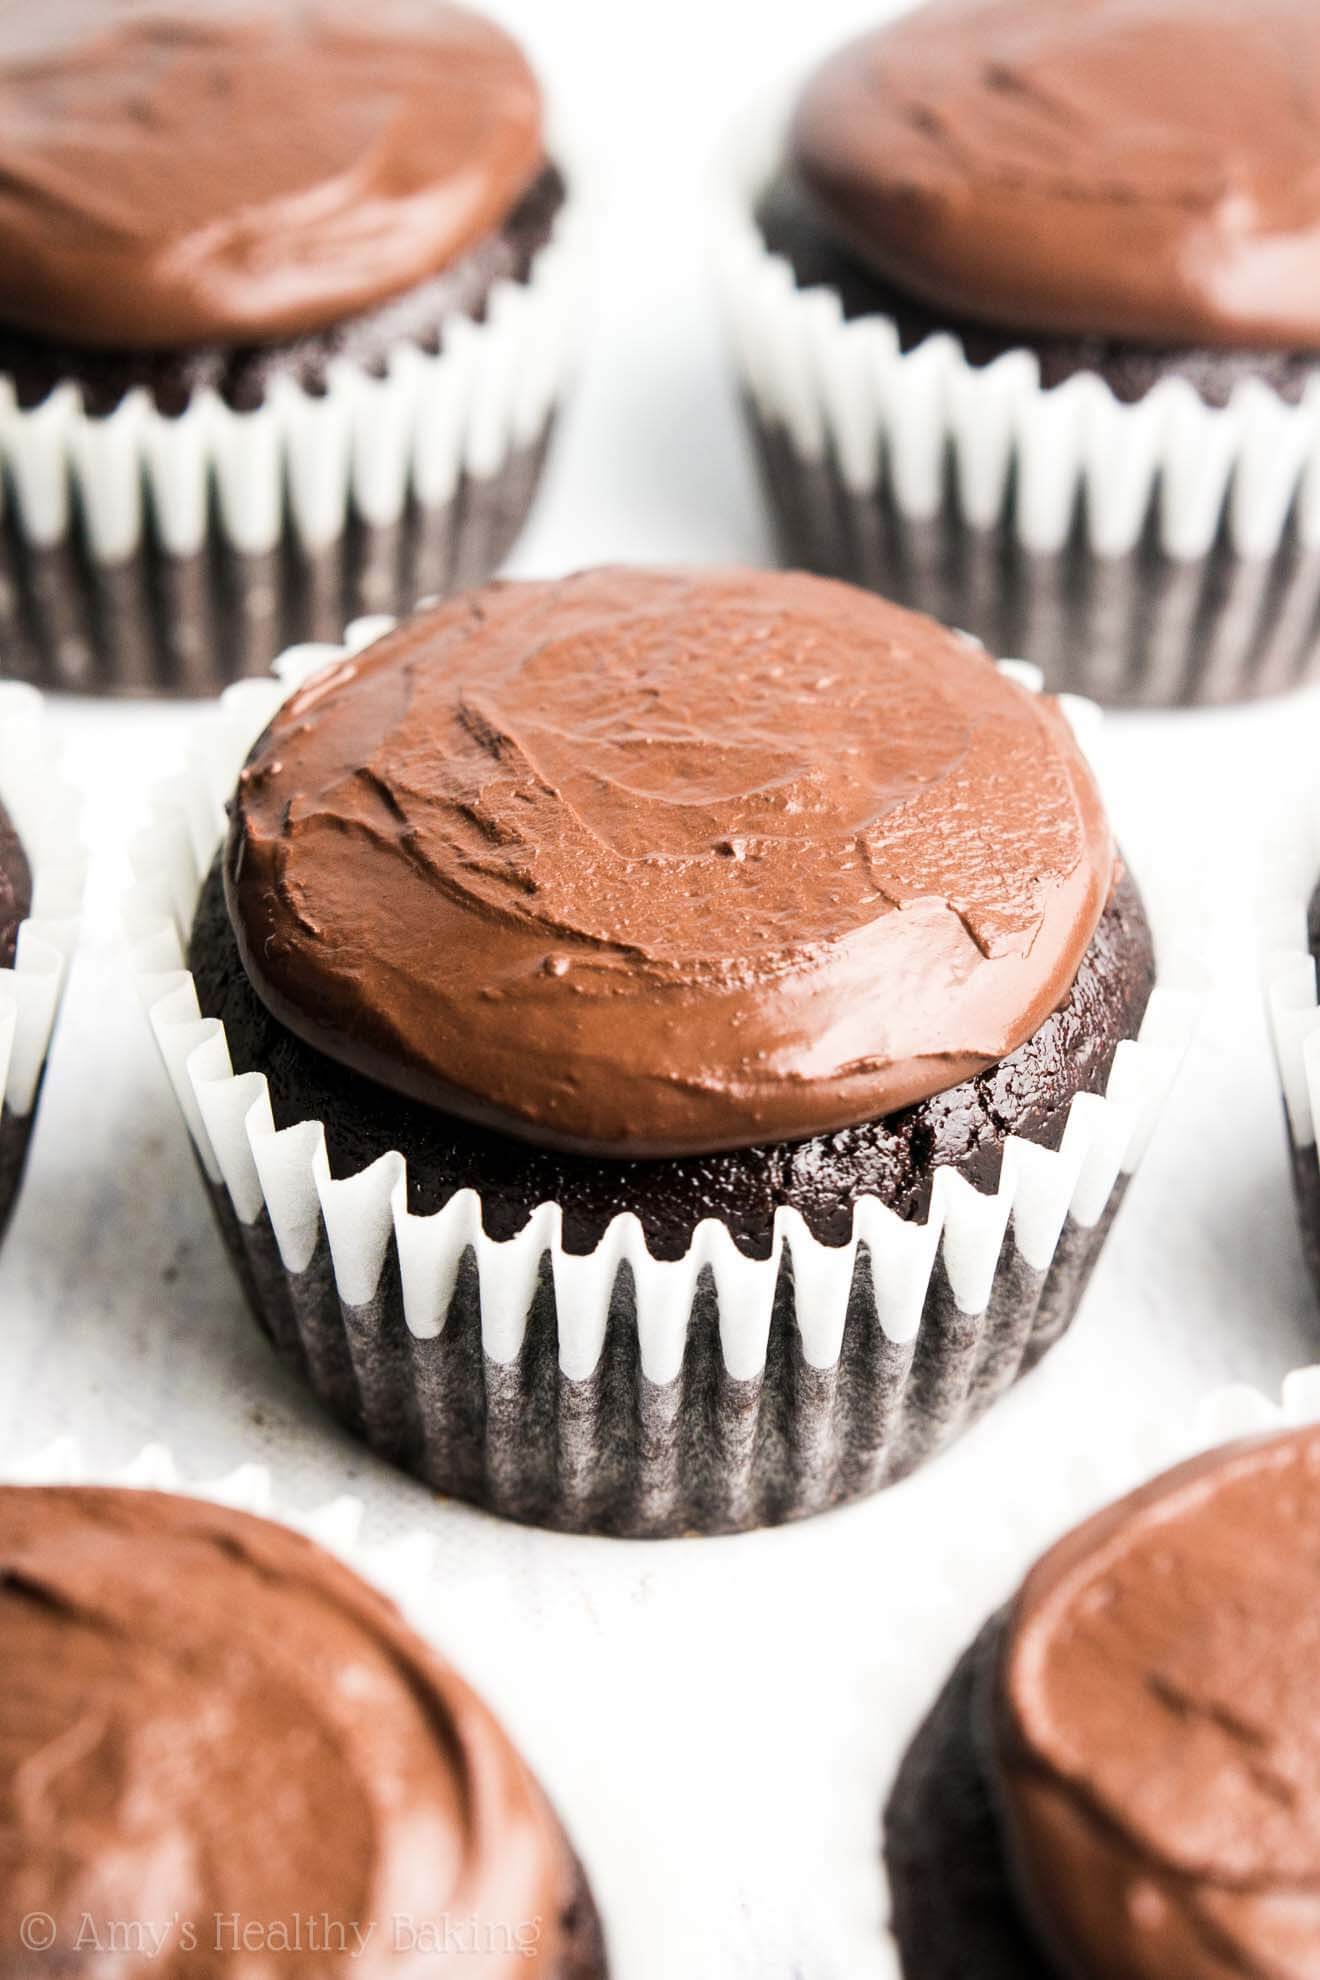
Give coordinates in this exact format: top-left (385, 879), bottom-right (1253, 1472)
top-left (0, 1), bottom-right (585, 697)
top-left (132, 567), bottom-right (1191, 1536)
top-left (718, 0), bottom-right (1320, 707)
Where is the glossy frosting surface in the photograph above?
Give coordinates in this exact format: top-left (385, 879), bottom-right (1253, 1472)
top-left (226, 567), bottom-right (1115, 1159)
top-left (996, 1428), bottom-right (1320, 1979)
top-left (0, 1), bottom-right (544, 348)
top-left (0, 1487), bottom-right (573, 1977)
top-left (793, 0), bottom-right (1320, 348)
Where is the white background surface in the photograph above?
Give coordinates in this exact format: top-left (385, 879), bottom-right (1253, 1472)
top-left (4, 3), bottom-right (1320, 1974)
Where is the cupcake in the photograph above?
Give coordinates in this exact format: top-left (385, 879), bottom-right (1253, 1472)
top-left (1267, 869), bottom-right (1320, 1304)
top-left (0, 798), bottom-right (32, 1230)
top-left (0, 1), bottom-right (584, 698)
top-left (885, 1424), bottom-right (1320, 1978)
top-left (0, 1483), bottom-right (606, 1977)
top-left (130, 567), bottom-right (1191, 1537)
top-left (0, 686), bottom-right (80, 1239)
top-left (717, 0), bottom-right (1320, 708)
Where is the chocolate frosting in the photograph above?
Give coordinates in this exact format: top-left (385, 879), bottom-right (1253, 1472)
top-left (226, 567), bottom-right (1116, 1160)
top-left (0, 1), bottom-right (544, 349)
top-left (0, 1487), bottom-right (579, 1978)
top-left (995, 1429), bottom-right (1320, 1980)
top-left (0, 800), bottom-right (31, 973)
top-left (793, 0), bottom-right (1320, 350)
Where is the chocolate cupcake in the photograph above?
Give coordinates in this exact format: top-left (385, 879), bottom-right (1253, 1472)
top-left (717, 0), bottom-right (1320, 707)
top-left (0, 1483), bottom-right (606, 1977)
top-left (130, 568), bottom-right (1192, 1536)
top-left (886, 1425), bottom-right (1320, 1978)
top-left (1269, 871), bottom-right (1320, 1302)
top-left (0, 686), bottom-right (81, 1240)
top-left (0, 2), bottom-right (585, 698)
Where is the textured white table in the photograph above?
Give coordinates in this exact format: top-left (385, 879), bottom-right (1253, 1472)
top-left (3, 4), bottom-right (1319, 1974)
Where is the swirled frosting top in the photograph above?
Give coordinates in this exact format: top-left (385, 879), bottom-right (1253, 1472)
top-left (225, 567), bottom-right (1115, 1159)
top-left (792, 0), bottom-right (1320, 348)
top-left (996, 1428), bottom-right (1320, 1979)
top-left (0, 0), bottom-right (544, 348)
top-left (0, 1487), bottom-right (576, 1978)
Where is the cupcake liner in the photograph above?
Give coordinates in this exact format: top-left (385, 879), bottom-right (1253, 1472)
top-left (5, 1434), bottom-right (432, 1582)
top-left (0, 684), bottom-right (83, 1236)
top-left (713, 90), bottom-right (1320, 707)
top-left (1262, 810), bottom-right (1320, 1296)
top-left (124, 630), bottom-right (1199, 1536)
top-left (0, 174), bottom-right (589, 698)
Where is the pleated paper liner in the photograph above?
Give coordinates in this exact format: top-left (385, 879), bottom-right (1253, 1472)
top-left (0, 684), bottom-right (83, 1238)
top-left (0, 170), bottom-right (590, 698)
top-left (1264, 795), bottom-right (1320, 1302)
top-left (714, 89), bottom-right (1320, 708)
top-left (126, 629), bottom-right (1199, 1536)
top-left (0, 1439), bottom-right (609, 1979)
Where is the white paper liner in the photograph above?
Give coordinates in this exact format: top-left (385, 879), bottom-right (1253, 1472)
top-left (1261, 797), bottom-right (1320, 1325)
top-left (0, 176), bottom-right (590, 566)
top-left (0, 684), bottom-right (82, 1120)
top-left (123, 629), bottom-right (1199, 1392)
top-left (712, 88), bottom-right (1320, 564)
top-left (4, 1434), bottom-right (432, 1590)
top-left (1262, 773), bottom-right (1320, 1154)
